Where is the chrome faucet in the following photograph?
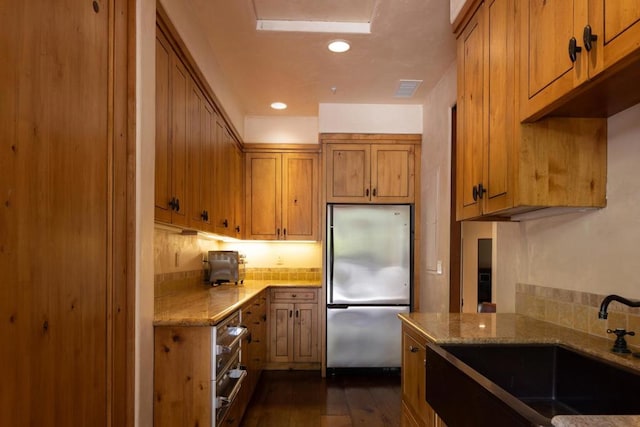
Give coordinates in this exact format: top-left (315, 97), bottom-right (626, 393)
top-left (598, 294), bottom-right (640, 319)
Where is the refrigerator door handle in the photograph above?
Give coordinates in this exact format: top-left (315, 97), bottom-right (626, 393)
top-left (328, 207), bottom-right (334, 304)
top-left (327, 304), bottom-right (349, 309)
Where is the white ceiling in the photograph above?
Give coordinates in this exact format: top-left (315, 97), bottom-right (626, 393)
top-left (187, 0), bottom-right (456, 117)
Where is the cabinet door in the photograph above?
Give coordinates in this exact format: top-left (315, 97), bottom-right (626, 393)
top-left (325, 144), bottom-right (371, 203)
top-left (371, 144), bottom-right (415, 203)
top-left (293, 303), bottom-right (319, 362)
top-left (281, 153), bottom-right (319, 240)
top-left (520, 0), bottom-right (588, 121)
top-left (155, 34), bottom-right (173, 223)
top-left (212, 120), bottom-right (230, 235)
top-left (456, 7), bottom-right (485, 220)
top-left (483, 0), bottom-right (515, 215)
top-left (245, 152), bottom-right (282, 240)
top-left (187, 82), bottom-right (206, 228)
top-left (169, 53), bottom-right (189, 226)
top-left (231, 144), bottom-right (244, 238)
top-left (402, 325), bottom-right (441, 427)
top-left (269, 302), bottom-right (293, 362)
top-left (201, 103), bottom-right (216, 232)
top-left (589, 0), bottom-right (640, 76)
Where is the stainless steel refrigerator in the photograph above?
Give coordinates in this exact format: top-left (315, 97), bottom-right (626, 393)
top-left (326, 204), bottom-right (412, 369)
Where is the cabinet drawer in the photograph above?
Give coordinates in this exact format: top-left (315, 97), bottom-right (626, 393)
top-left (271, 288), bottom-right (317, 302)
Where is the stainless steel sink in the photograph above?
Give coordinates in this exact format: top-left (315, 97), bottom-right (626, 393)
top-left (425, 343), bottom-right (640, 427)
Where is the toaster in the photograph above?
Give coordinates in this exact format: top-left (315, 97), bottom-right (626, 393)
top-left (207, 251), bottom-right (245, 285)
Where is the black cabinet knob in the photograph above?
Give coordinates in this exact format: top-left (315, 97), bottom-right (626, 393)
top-left (583, 25), bottom-right (597, 52)
top-left (568, 37), bottom-right (582, 63)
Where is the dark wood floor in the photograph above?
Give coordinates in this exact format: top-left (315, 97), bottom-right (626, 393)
top-left (240, 370), bottom-right (401, 427)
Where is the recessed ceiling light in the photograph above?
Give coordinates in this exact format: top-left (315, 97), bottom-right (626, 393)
top-left (328, 40), bottom-right (350, 53)
top-left (271, 102), bottom-right (287, 110)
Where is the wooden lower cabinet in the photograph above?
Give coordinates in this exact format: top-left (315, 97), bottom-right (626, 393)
top-left (242, 291), bottom-right (268, 396)
top-left (267, 288), bottom-right (320, 368)
top-left (401, 322), bottom-right (446, 427)
top-left (154, 292), bottom-right (268, 427)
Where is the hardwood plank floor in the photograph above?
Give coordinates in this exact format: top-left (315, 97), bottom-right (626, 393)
top-left (241, 371), bottom-right (401, 427)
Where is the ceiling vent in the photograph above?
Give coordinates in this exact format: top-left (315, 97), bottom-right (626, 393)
top-left (394, 80), bottom-right (423, 98)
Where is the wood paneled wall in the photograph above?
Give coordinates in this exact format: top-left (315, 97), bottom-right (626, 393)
top-left (0, 0), bottom-right (135, 425)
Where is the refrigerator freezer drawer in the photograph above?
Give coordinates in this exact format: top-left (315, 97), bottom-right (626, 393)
top-left (326, 305), bottom-right (409, 368)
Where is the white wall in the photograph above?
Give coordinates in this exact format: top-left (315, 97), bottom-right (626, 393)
top-left (503, 102), bottom-right (640, 300)
top-left (136, 0), bottom-right (156, 425)
top-left (319, 103), bottom-right (422, 133)
top-left (244, 116), bottom-right (319, 144)
top-left (420, 61), bottom-right (457, 312)
top-left (450, 0), bottom-right (468, 23)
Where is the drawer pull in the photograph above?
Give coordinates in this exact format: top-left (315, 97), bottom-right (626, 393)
top-left (409, 345), bottom-right (419, 353)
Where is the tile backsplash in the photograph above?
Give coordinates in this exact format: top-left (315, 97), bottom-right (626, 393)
top-left (155, 267), bottom-right (322, 297)
top-left (516, 283), bottom-right (640, 348)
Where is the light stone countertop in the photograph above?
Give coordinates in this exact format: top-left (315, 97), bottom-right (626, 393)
top-left (399, 312), bottom-right (640, 427)
top-left (154, 280), bottom-right (321, 326)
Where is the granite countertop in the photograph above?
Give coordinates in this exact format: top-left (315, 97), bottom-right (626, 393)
top-left (154, 280), bottom-right (321, 326)
top-left (399, 312), bottom-right (640, 427)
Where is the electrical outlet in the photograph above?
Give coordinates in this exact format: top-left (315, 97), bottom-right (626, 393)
top-left (276, 256), bottom-right (283, 266)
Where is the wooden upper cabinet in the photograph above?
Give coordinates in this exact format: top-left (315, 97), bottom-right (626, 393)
top-left (186, 82), bottom-right (213, 230)
top-left (521, 0), bottom-right (640, 121)
top-left (231, 144), bottom-right (244, 238)
top-left (281, 153), bottom-right (319, 240)
top-left (455, 0), bottom-right (607, 221)
top-left (245, 147), bottom-right (319, 241)
top-left (155, 30), bottom-right (189, 227)
top-left (590, 0), bottom-right (640, 75)
top-left (155, 33), bottom-right (172, 223)
top-left (155, 22), bottom-right (243, 236)
top-left (456, 6), bottom-right (485, 219)
top-left (322, 134), bottom-right (420, 204)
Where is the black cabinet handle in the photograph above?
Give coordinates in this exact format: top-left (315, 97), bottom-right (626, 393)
top-left (289, 310), bottom-right (292, 318)
top-left (365, 188), bottom-right (370, 197)
top-left (568, 37), bottom-right (582, 63)
top-left (295, 310), bottom-right (299, 318)
top-left (277, 228), bottom-right (280, 239)
top-left (583, 25), bottom-right (597, 52)
top-left (372, 188), bottom-right (377, 197)
top-left (478, 183), bottom-right (487, 199)
top-left (235, 225), bottom-right (240, 233)
top-left (472, 185), bottom-right (478, 202)
top-left (222, 219), bottom-right (228, 228)
top-left (201, 210), bottom-right (208, 221)
top-left (283, 228), bottom-right (287, 239)
top-left (168, 197), bottom-right (180, 211)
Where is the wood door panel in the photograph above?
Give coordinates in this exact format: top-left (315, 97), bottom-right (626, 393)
top-left (327, 145), bottom-right (369, 200)
top-left (371, 145), bottom-right (414, 201)
top-left (484, 0), bottom-right (514, 213)
top-left (457, 9), bottom-right (484, 219)
top-left (155, 34), bottom-right (172, 222)
top-left (270, 303), bottom-right (293, 362)
top-left (187, 82), bottom-right (205, 226)
top-left (247, 154), bottom-right (281, 238)
top-left (170, 55), bottom-right (189, 226)
top-left (0, 0), bottom-right (127, 425)
top-left (526, 0), bottom-right (577, 98)
top-left (603, 0), bottom-right (640, 43)
top-left (293, 303), bottom-right (318, 362)
top-left (282, 154), bottom-right (318, 240)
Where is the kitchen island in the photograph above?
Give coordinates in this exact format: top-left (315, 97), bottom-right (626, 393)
top-left (399, 312), bottom-right (640, 427)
